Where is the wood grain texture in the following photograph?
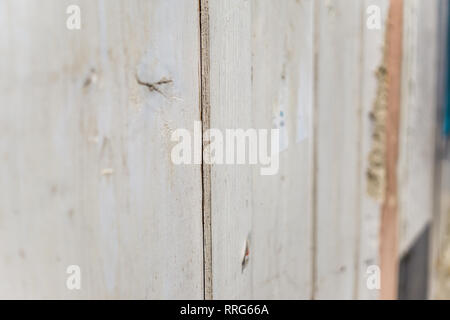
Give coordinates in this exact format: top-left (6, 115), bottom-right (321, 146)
top-left (398, 0), bottom-right (440, 256)
top-left (0, 0), bottom-right (443, 300)
top-left (251, 0), bottom-right (314, 299)
top-left (208, 0), bottom-right (253, 299)
top-left (0, 0), bottom-right (203, 299)
top-left (209, 0), bottom-right (316, 299)
top-left (314, 0), bottom-right (364, 299)
top-left (357, 0), bottom-right (390, 300)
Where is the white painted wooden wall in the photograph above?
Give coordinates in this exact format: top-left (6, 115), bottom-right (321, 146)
top-left (0, 0), bottom-right (204, 299)
top-left (398, 0), bottom-right (440, 256)
top-left (0, 0), bottom-right (441, 299)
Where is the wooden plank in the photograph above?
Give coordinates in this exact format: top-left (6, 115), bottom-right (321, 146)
top-left (0, 0), bottom-right (203, 298)
top-left (314, 0), bottom-right (364, 299)
top-left (398, 0), bottom-right (440, 256)
top-left (209, 0), bottom-right (315, 299)
top-left (208, 0), bottom-right (253, 299)
top-left (250, 0), bottom-right (314, 299)
top-left (379, 0), bottom-right (403, 300)
top-left (357, 0), bottom-right (390, 300)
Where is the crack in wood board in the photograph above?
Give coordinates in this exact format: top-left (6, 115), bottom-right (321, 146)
top-left (199, 0), bottom-right (212, 301)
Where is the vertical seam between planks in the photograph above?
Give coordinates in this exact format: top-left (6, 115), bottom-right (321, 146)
top-left (311, 0), bottom-right (320, 300)
top-left (199, 0), bottom-right (213, 300)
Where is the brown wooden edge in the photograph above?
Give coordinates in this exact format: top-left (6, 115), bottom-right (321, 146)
top-left (380, 0), bottom-right (404, 300)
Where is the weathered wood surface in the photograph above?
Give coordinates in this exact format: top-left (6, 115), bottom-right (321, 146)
top-left (209, 0), bottom-right (390, 299)
top-left (313, 0), bottom-right (364, 299)
top-left (0, 0), bottom-right (443, 299)
top-left (0, 0), bottom-right (203, 299)
top-left (208, 0), bottom-right (253, 299)
top-left (358, 0), bottom-right (390, 300)
top-left (398, 0), bottom-right (440, 257)
top-left (250, 0), bottom-right (314, 299)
